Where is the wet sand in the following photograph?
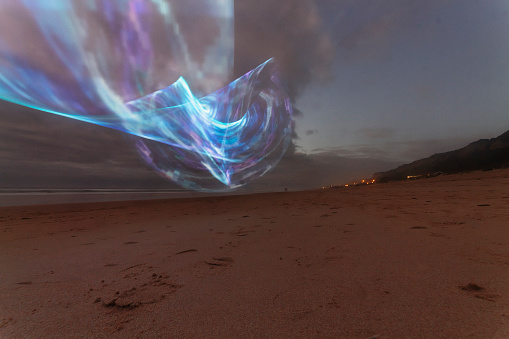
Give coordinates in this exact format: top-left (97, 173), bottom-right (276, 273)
top-left (1, 169), bottom-right (509, 338)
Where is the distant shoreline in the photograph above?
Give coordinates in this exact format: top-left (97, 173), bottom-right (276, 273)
top-left (0, 189), bottom-right (198, 207)
top-left (0, 187), bottom-right (281, 207)
top-left (0, 188), bottom-right (186, 194)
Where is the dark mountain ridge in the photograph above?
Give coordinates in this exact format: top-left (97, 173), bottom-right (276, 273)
top-left (373, 130), bottom-right (509, 182)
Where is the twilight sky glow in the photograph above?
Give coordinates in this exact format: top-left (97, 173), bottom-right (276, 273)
top-left (1, 0), bottom-right (509, 191)
top-left (295, 0), bottom-right (509, 162)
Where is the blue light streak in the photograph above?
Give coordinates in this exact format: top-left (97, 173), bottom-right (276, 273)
top-left (0, 1), bottom-right (292, 191)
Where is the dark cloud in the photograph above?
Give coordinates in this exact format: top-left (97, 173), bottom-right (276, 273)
top-left (0, 102), bottom-right (178, 189)
top-left (0, 98), bottom-right (404, 191)
top-left (234, 0), bottom-right (335, 99)
top-left (0, 1), bottom-right (337, 192)
top-left (0, 1), bottom-right (458, 193)
top-left (259, 133), bottom-right (476, 191)
top-left (234, 0), bottom-right (336, 169)
top-left (305, 129), bottom-right (319, 136)
top-left (310, 146), bottom-right (368, 158)
top-left (234, 0), bottom-right (448, 91)
top-left (292, 107), bottom-right (304, 118)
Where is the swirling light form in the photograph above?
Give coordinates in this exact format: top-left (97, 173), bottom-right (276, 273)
top-left (0, 1), bottom-right (293, 191)
top-left (132, 59), bottom-right (292, 190)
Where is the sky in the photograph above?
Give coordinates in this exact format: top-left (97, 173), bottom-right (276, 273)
top-left (1, 0), bottom-right (509, 191)
top-left (295, 0), bottom-right (509, 162)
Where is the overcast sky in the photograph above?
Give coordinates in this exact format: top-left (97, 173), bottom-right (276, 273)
top-left (295, 0), bottom-right (509, 162)
top-left (1, 0), bottom-right (508, 191)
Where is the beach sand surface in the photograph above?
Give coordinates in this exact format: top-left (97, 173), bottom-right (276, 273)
top-left (1, 169), bottom-right (509, 338)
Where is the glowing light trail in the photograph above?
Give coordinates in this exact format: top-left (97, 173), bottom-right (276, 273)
top-left (0, 1), bottom-right (292, 191)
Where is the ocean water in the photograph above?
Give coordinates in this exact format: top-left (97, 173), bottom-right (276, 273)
top-left (0, 188), bottom-right (203, 207)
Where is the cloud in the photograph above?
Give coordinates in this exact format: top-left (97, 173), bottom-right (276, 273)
top-left (247, 151), bottom-right (401, 191)
top-left (319, 0), bottom-right (450, 62)
top-left (264, 133), bottom-right (477, 191)
top-left (0, 99), bottom-right (473, 191)
top-left (233, 0), bottom-right (338, 162)
top-left (234, 0), bottom-right (335, 99)
top-left (310, 145), bottom-right (386, 159)
top-left (1, 99), bottom-right (408, 190)
top-left (0, 102), bottom-right (178, 189)
top-left (234, 0), bottom-right (447, 89)
top-left (0, 1), bottom-right (458, 192)
top-left (358, 128), bottom-right (394, 139)
top-left (0, 1), bottom-right (339, 191)
top-left (0, 102), bottom-right (403, 191)
top-left (310, 135), bottom-right (476, 164)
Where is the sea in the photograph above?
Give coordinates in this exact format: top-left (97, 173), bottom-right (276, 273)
top-left (0, 188), bottom-right (206, 207)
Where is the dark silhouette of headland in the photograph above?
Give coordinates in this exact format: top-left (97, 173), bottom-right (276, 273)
top-left (374, 129), bottom-right (509, 182)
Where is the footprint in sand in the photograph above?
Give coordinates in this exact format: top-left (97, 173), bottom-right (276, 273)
top-left (93, 265), bottom-right (183, 310)
top-left (459, 283), bottom-right (501, 302)
top-left (175, 249), bottom-right (198, 255)
top-left (205, 257), bottom-right (234, 268)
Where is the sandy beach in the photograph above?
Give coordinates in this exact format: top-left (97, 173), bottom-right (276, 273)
top-left (1, 169), bottom-right (509, 338)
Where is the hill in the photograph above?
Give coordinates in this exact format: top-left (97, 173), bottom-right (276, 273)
top-left (373, 130), bottom-right (509, 182)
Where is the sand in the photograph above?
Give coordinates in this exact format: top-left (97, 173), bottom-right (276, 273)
top-left (1, 169), bottom-right (509, 338)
